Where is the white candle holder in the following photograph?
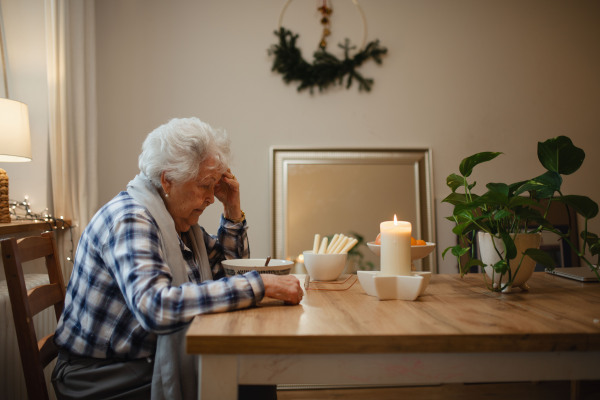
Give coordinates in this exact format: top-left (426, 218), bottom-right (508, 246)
top-left (358, 242), bottom-right (436, 301)
top-left (357, 271), bottom-right (432, 301)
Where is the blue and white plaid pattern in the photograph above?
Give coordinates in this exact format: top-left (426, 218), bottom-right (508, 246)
top-left (55, 191), bottom-right (260, 359)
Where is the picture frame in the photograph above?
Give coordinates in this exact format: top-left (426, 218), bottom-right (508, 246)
top-left (270, 147), bottom-right (436, 272)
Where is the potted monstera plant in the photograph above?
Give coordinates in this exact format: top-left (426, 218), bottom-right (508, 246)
top-left (442, 136), bottom-right (600, 292)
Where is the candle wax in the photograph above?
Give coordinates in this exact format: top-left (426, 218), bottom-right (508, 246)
top-left (380, 220), bottom-right (412, 276)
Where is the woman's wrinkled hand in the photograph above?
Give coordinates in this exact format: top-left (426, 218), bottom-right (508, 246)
top-left (260, 274), bottom-right (304, 305)
top-left (215, 169), bottom-right (242, 220)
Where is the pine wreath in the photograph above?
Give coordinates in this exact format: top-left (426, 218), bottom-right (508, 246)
top-left (268, 27), bottom-right (387, 93)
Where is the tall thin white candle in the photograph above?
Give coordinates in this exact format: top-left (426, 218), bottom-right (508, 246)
top-left (380, 216), bottom-right (411, 276)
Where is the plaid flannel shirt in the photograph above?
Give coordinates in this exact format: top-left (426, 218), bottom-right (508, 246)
top-left (54, 191), bottom-right (262, 359)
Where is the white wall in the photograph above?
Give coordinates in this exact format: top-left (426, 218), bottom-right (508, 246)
top-left (94, 0), bottom-right (600, 274)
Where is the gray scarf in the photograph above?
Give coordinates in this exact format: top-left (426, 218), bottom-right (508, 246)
top-left (127, 173), bottom-right (210, 400)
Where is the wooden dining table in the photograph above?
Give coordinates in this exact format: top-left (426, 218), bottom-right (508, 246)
top-left (186, 272), bottom-right (600, 399)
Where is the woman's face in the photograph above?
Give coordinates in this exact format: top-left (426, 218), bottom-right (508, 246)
top-left (162, 157), bottom-right (223, 233)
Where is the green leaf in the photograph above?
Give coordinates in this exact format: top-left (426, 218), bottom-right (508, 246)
top-left (589, 243), bottom-right (600, 257)
top-left (581, 232), bottom-right (600, 257)
top-left (451, 210), bottom-right (476, 224)
top-left (452, 221), bottom-right (478, 236)
top-left (451, 245), bottom-right (470, 258)
top-left (442, 192), bottom-right (469, 206)
top-left (523, 248), bottom-right (556, 268)
top-left (492, 260), bottom-right (509, 274)
top-left (476, 190), bottom-right (509, 208)
top-left (466, 259), bottom-right (485, 269)
top-left (508, 196), bottom-right (539, 208)
top-left (508, 179), bottom-right (528, 195)
top-left (442, 245), bottom-right (469, 259)
top-left (441, 247), bottom-right (451, 258)
top-left (538, 136), bottom-right (585, 175)
top-left (446, 173), bottom-right (466, 192)
top-left (453, 201), bottom-right (481, 216)
top-left (492, 209), bottom-right (512, 221)
top-left (511, 207), bottom-right (553, 229)
top-left (459, 152), bottom-right (502, 177)
top-left (486, 182), bottom-right (509, 197)
top-left (513, 171), bottom-right (562, 198)
top-left (581, 231), bottom-right (599, 241)
top-left (558, 195), bottom-right (599, 219)
top-left (500, 232), bottom-right (517, 260)
top-left (452, 221), bottom-right (470, 236)
top-left (461, 258), bottom-right (484, 275)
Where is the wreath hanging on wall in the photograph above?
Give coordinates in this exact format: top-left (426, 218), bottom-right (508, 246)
top-left (268, 0), bottom-right (387, 93)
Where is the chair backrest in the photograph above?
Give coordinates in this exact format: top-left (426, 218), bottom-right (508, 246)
top-left (1, 231), bottom-right (66, 400)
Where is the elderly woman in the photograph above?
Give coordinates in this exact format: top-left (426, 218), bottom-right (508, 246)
top-left (52, 118), bottom-right (302, 400)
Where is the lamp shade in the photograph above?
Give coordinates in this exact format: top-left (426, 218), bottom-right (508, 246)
top-left (0, 98), bottom-right (32, 162)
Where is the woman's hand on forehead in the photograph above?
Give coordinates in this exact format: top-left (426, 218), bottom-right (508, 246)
top-left (215, 169), bottom-right (240, 204)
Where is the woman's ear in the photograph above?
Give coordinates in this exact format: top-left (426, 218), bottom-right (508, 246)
top-left (160, 171), bottom-right (172, 196)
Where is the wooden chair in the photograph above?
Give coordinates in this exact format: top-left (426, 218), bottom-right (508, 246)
top-left (1, 231), bottom-right (67, 400)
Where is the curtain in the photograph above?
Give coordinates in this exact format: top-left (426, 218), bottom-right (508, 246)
top-left (45, 0), bottom-right (97, 282)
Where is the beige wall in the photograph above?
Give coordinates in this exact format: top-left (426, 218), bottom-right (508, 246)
top-left (4, 0), bottom-right (600, 274)
top-left (95, 0), bottom-right (600, 273)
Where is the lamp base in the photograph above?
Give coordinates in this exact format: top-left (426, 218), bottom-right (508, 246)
top-left (0, 168), bottom-right (10, 223)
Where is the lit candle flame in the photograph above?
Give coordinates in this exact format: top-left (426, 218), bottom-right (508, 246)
top-left (394, 214), bottom-right (398, 225)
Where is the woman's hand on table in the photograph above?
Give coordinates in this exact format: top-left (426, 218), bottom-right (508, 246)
top-left (261, 274), bottom-right (303, 305)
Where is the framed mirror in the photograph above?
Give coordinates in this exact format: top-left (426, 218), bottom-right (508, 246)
top-left (270, 148), bottom-right (436, 273)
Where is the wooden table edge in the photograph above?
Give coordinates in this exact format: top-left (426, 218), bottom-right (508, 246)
top-left (187, 332), bottom-right (600, 354)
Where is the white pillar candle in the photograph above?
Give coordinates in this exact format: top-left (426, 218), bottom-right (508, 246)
top-left (380, 217), bottom-right (412, 276)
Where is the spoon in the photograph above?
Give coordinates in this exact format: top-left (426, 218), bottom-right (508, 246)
top-left (264, 256), bottom-right (271, 266)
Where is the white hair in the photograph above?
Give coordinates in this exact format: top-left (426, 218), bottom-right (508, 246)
top-left (138, 117), bottom-right (231, 188)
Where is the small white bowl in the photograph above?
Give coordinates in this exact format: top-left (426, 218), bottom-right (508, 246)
top-left (222, 258), bottom-right (293, 277)
top-left (357, 270), bottom-right (431, 300)
top-left (303, 251), bottom-right (347, 281)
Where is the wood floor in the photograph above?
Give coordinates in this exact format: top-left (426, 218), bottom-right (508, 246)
top-left (277, 381), bottom-right (600, 400)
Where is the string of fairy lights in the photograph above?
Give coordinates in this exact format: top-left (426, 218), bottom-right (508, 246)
top-left (9, 196), bottom-right (75, 264)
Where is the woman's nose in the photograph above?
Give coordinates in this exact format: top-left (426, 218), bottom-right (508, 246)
top-left (205, 189), bottom-right (215, 204)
